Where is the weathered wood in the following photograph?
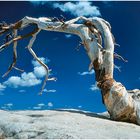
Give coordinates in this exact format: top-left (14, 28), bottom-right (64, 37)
top-left (0, 16), bottom-right (140, 125)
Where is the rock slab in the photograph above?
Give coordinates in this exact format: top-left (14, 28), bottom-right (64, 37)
top-left (0, 109), bottom-right (140, 139)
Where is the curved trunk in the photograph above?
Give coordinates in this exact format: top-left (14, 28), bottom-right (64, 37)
top-left (87, 18), bottom-right (137, 124)
top-left (0, 16), bottom-right (140, 124)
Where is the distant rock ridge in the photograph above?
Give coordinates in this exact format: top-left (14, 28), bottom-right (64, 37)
top-left (0, 109), bottom-right (140, 139)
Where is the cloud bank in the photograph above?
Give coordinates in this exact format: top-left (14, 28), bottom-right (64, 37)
top-left (29, 1), bottom-right (101, 17)
top-left (4, 72), bottom-right (41, 88)
top-left (3, 57), bottom-right (51, 89)
top-left (53, 2), bottom-right (101, 17)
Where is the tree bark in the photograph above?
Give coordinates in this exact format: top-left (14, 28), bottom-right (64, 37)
top-left (0, 16), bottom-right (140, 124)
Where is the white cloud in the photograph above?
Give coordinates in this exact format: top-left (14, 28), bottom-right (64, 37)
top-left (33, 102), bottom-right (54, 109)
top-left (1, 106), bottom-right (7, 110)
top-left (32, 57), bottom-right (50, 67)
top-left (33, 66), bottom-right (47, 78)
top-left (0, 83), bottom-right (6, 91)
top-left (32, 57), bottom-right (50, 78)
top-left (1, 103), bottom-right (13, 110)
top-left (90, 83), bottom-right (99, 91)
top-left (53, 2), bottom-right (101, 17)
top-left (33, 103), bottom-right (46, 110)
top-left (19, 90), bottom-right (26, 93)
top-left (4, 72), bottom-right (41, 88)
top-left (3, 57), bottom-right (51, 89)
top-left (5, 103), bottom-right (13, 107)
top-left (78, 105), bottom-right (82, 108)
top-left (78, 69), bottom-right (94, 76)
top-left (33, 106), bottom-right (42, 110)
top-left (37, 103), bottom-right (45, 107)
top-left (43, 89), bottom-right (56, 93)
top-left (48, 102), bottom-right (53, 107)
top-left (65, 34), bottom-right (72, 38)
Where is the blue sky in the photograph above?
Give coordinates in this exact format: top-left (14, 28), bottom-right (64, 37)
top-left (0, 1), bottom-right (140, 112)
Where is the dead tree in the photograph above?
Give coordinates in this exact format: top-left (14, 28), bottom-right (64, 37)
top-left (0, 16), bottom-right (140, 125)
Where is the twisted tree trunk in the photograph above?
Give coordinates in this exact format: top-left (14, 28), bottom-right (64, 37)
top-left (0, 16), bottom-right (140, 124)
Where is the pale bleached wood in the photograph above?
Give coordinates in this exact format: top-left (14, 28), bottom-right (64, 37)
top-left (0, 16), bottom-right (140, 124)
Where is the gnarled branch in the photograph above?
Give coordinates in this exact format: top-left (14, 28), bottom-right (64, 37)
top-left (1, 16), bottom-right (140, 125)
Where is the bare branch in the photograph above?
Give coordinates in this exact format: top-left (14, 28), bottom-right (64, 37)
top-left (0, 26), bottom-right (39, 52)
top-left (26, 28), bottom-right (55, 95)
top-left (13, 66), bottom-right (24, 72)
top-left (1, 16), bottom-right (140, 125)
top-left (114, 64), bottom-right (121, 72)
top-left (2, 29), bottom-right (18, 77)
top-left (114, 52), bottom-right (128, 62)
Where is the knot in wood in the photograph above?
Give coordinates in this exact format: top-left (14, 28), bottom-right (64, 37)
top-left (97, 76), bottom-right (114, 92)
top-left (84, 20), bottom-right (92, 27)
